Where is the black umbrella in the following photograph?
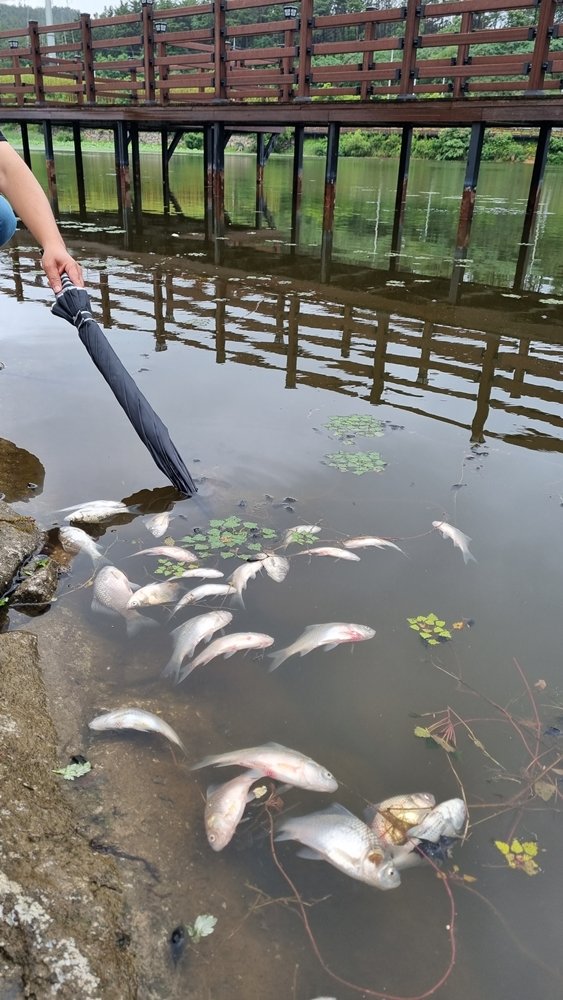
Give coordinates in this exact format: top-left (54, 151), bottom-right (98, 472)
top-left (52, 274), bottom-right (196, 497)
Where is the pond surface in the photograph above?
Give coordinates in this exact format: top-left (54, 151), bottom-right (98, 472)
top-left (1, 152), bottom-right (563, 1000)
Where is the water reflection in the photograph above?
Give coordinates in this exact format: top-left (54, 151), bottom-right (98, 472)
top-left (0, 438), bottom-right (44, 502)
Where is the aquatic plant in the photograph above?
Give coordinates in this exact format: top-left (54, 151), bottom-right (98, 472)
top-left (187, 913), bottom-right (217, 943)
top-left (286, 530), bottom-right (320, 546)
top-left (324, 451), bottom-right (387, 475)
top-left (494, 839), bottom-right (541, 876)
top-left (155, 516), bottom-right (278, 575)
top-left (407, 613), bottom-right (452, 645)
top-left (324, 414), bottom-right (385, 441)
top-left (52, 760), bottom-right (92, 780)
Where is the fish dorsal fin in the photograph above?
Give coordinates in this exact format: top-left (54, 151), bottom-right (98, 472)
top-left (318, 802), bottom-right (356, 820)
top-left (262, 741), bottom-right (290, 751)
top-left (363, 803), bottom-right (378, 825)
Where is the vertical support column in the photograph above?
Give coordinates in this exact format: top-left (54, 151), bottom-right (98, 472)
top-left (215, 277), bottom-right (227, 363)
top-left (282, 26), bottom-right (294, 101)
top-left (296, 0), bottom-right (313, 100)
top-left (114, 122), bottom-right (131, 236)
top-left (130, 123), bottom-right (143, 224)
top-left (527, 0), bottom-right (556, 93)
top-left (203, 124), bottom-right (214, 241)
top-left (165, 272), bottom-right (174, 320)
top-left (389, 125), bottom-right (412, 272)
top-left (320, 123), bottom-right (340, 284)
top-left (255, 132), bottom-right (265, 229)
top-left (153, 267), bottom-right (166, 350)
top-left (513, 124), bottom-right (551, 290)
top-left (416, 320), bottom-right (434, 385)
top-left (341, 303), bottom-right (353, 358)
top-left (12, 46), bottom-right (23, 107)
top-left (285, 296), bottom-right (299, 388)
top-left (290, 124), bottom-right (304, 253)
top-left (274, 293), bottom-right (285, 344)
top-left (100, 271), bottom-right (112, 328)
top-left (399, 0), bottom-right (421, 98)
top-left (212, 122), bottom-right (225, 240)
top-left (142, 0), bottom-right (156, 103)
top-left (449, 122), bottom-right (485, 303)
top-left (80, 14), bottom-right (95, 104)
top-left (161, 128), bottom-right (169, 215)
top-left (11, 246), bottom-right (24, 302)
top-left (470, 336), bottom-right (499, 444)
top-left (20, 123), bottom-right (31, 168)
top-left (28, 21), bottom-right (45, 104)
top-left (453, 10), bottom-right (472, 99)
top-left (213, 0), bottom-right (227, 101)
top-left (369, 312), bottom-right (389, 405)
top-left (361, 18), bottom-right (375, 101)
top-left (43, 121), bottom-right (58, 215)
top-left (73, 123), bottom-right (86, 219)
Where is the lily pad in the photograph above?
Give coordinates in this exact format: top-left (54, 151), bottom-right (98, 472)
top-left (324, 414), bottom-right (385, 441)
top-left (325, 451), bottom-right (387, 475)
top-left (53, 761), bottom-right (92, 781)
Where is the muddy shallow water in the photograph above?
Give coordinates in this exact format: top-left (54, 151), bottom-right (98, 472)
top-left (1, 227), bottom-right (563, 1000)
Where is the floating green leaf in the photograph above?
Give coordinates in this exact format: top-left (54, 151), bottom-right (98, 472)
top-left (187, 914), bottom-right (217, 943)
top-left (157, 517), bottom-right (278, 572)
top-left (494, 838), bottom-right (541, 876)
top-left (325, 451), bottom-right (387, 475)
top-left (407, 613), bottom-right (454, 646)
top-left (53, 761), bottom-right (92, 781)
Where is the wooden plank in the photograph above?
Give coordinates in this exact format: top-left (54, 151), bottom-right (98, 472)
top-left (298, 0), bottom-right (313, 100)
top-left (528, 0), bottom-right (557, 91)
top-left (229, 19), bottom-right (294, 38)
top-left (420, 28), bottom-right (532, 48)
top-left (92, 36), bottom-right (142, 51)
top-left (225, 44), bottom-right (296, 61)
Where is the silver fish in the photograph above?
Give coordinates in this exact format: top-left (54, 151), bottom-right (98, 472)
top-left (432, 521), bottom-right (476, 564)
top-left (58, 526), bottom-right (105, 564)
top-left (276, 803), bottom-right (401, 890)
top-left (126, 580), bottom-right (181, 609)
top-left (179, 568), bottom-right (224, 580)
top-left (163, 610), bottom-right (233, 680)
top-left (407, 798), bottom-right (467, 842)
top-left (145, 511), bottom-right (171, 537)
top-left (298, 546), bottom-right (360, 561)
top-left (58, 499), bottom-right (127, 512)
top-left (128, 545), bottom-right (199, 564)
top-left (260, 552), bottom-right (290, 583)
top-left (204, 769), bottom-right (264, 851)
top-left (171, 584), bottom-right (236, 617)
top-left (192, 741), bottom-right (338, 793)
top-left (343, 536), bottom-right (405, 555)
top-left (179, 631), bottom-right (274, 681)
top-left (91, 565), bottom-right (157, 637)
top-left (268, 621), bottom-right (375, 672)
top-left (227, 559), bottom-right (265, 606)
top-left (64, 501), bottom-right (130, 524)
top-left (281, 525), bottom-right (322, 548)
top-left (365, 792), bottom-right (436, 846)
top-left (88, 707), bottom-right (186, 754)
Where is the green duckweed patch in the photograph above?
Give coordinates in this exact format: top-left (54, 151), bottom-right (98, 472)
top-left (325, 451), bottom-right (387, 475)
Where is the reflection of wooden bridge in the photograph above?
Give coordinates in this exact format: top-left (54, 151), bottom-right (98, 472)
top-left (0, 1), bottom-right (563, 290)
top-left (3, 237), bottom-right (562, 453)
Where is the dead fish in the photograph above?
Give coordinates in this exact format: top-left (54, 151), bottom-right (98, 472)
top-left (298, 546), bottom-right (360, 561)
top-left (88, 707), bottom-right (186, 754)
top-left (432, 521), bottom-right (476, 564)
top-left (170, 584), bottom-right (237, 617)
top-left (192, 741), bottom-right (338, 793)
top-left (343, 536), bottom-right (405, 555)
top-left (281, 525), bottom-right (321, 548)
top-left (163, 610), bottom-right (233, 680)
top-left (126, 580), bottom-right (181, 609)
top-left (407, 798), bottom-right (467, 842)
top-left (127, 545), bottom-right (199, 564)
top-left (64, 500), bottom-right (130, 524)
top-left (58, 526), bottom-right (105, 564)
top-left (179, 568), bottom-right (224, 580)
top-left (227, 559), bottom-right (265, 607)
top-left (205, 769), bottom-right (264, 851)
top-left (260, 552), bottom-right (290, 583)
top-left (268, 621), bottom-right (375, 672)
top-left (145, 511), bottom-right (171, 537)
top-left (178, 631), bottom-right (275, 681)
top-left (276, 803), bottom-right (401, 890)
top-left (58, 499), bottom-right (127, 513)
top-left (365, 792), bottom-right (436, 846)
top-left (91, 565), bottom-right (156, 637)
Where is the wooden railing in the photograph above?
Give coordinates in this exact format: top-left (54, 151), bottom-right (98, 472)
top-left (0, 0), bottom-right (562, 107)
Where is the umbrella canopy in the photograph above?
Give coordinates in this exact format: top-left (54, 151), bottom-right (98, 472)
top-left (52, 274), bottom-right (196, 497)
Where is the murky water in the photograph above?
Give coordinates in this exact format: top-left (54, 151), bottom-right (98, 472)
top-left (1, 152), bottom-right (563, 999)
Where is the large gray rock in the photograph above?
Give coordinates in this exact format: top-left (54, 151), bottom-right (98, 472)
top-left (0, 632), bottom-right (138, 999)
top-left (0, 500), bottom-right (43, 594)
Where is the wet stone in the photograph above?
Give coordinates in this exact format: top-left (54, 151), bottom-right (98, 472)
top-left (0, 500), bottom-right (44, 594)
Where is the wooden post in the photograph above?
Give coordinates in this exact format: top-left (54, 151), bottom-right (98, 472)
top-left (513, 124), bottom-right (551, 290)
top-left (80, 14), bottom-right (95, 103)
top-left (28, 21), bottom-right (45, 104)
top-left (43, 121), bottom-right (58, 214)
top-left (255, 132), bottom-right (265, 229)
top-left (20, 122), bottom-right (31, 168)
top-left (320, 123), bottom-right (340, 283)
top-left (282, 27), bottom-right (294, 101)
top-left (114, 121), bottom-right (131, 228)
top-left (215, 278), bottom-right (227, 363)
top-left (100, 271), bottom-right (112, 328)
top-left (286, 296), bottom-right (299, 389)
top-left (527, 0), bottom-right (556, 93)
top-left (161, 128), bottom-right (169, 214)
top-left (73, 123), bottom-right (86, 219)
top-left (159, 38), bottom-right (170, 105)
top-left (470, 336), bottom-right (499, 443)
top-left (450, 122), bottom-right (485, 303)
top-left (296, 0), bottom-right (313, 101)
top-left (274, 293), bottom-right (285, 344)
top-left (153, 267), bottom-right (166, 350)
top-left (453, 10), bottom-right (472, 99)
top-left (130, 123), bottom-right (143, 223)
top-left (390, 125), bottom-right (412, 271)
top-left (212, 122), bottom-right (225, 239)
top-left (341, 303), bottom-right (353, 358)
top-left (213, 0), bottom-right (227, 101)
top-left (291, 124), bottom-right (304, 253)
top-left (12, 46), bottom-right (23, 107)
top-left (399, 0), bottom-right (421, 98)
top-left (203, 124), bottom-right (214, 241)
top-left (142, 1), bottom-right (156, 103)
top-left (11, 246), bottom-right (23, 301)
top-left (165, 272), bottom-right (174, 320)
top-left (369, 312), bottom-right (389, 404)
top-left (361, 19), bottom-right (375, 101)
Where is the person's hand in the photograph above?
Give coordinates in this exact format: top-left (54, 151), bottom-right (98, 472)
top-left (41, 244), bottom-right (84, 294)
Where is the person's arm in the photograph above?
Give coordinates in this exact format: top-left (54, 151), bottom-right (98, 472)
top-left (0, 140), bottom-right (83, 292)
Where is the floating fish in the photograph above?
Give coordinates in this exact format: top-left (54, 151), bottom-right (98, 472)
top-left (432, 521), bottom-right (476, 564)
top-left (91, 565), bottom-right (156, 637)
top-left (179, 568), bottom-right (224, 580)
top-left (163, 610), bottom-right (233, 680)
top-left (343, 536), bottom-right (405, 555)
top-left (227, 559), bottom-right (265, 607)
top-left (281, 525), bottom-right (322, 548)
top-left (127, 545), bottom-right (199, 564)
top-left (170, 584), bottom-right (237, 617)
top-left (260, 552), bottom-right (290, 583)
top-left (89, 707), bottom-right (186, 754)
top-left (58, 499), bottom-right (128, 513)
top-left (298, 546), bottom-right (360, 561)
top-left (179, 631), bottom-right (274, 681)
top-left (64, 500), bottom-right (130, 524)
top-left (268, 621), bottom-right (375, 672)
top-left (192, 741), bottom-right (338, 793)
top-left (407, 798), bottom-right (467, 843)
top-left (58, 526), bottom-right (106, 564)
top-left (145, 511), bottom-right (171, 537)
top-left (204, 769), bottom-right (264, 851)
top-left (276, 803), bottom-right (400, 890)
top-left (365, 792), bottom-right (436, 846)
top-left (126, 580), bottom-right (181, 609)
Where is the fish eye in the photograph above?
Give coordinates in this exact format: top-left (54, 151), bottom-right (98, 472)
top-left (323, 769), bottom-right (334, 779)
top-left (208, 833), bottom-right (216, 843)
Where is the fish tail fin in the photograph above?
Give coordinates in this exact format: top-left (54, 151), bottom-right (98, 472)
top-left (161, 654), bottom-right (181, 681)
top-left (267, 648), bottom-right (288, 673)
top-left (229, 591), bottom-right (245, 611)
top-left (126, 613), bottom-right (158, 638)
top-left (176, 661), bottom-right (196, 684)
top-left (463, 550), bottom-right (477, 565)
top-left (191, 752), bottom-right (230, 771)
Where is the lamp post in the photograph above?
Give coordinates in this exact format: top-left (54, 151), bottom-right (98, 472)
top-left (283, 4), bottom-right (298, 17)
top-left (282, 4), bottom-right (298, 101)
top-left (9, 40), bottom-right (23, 107)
